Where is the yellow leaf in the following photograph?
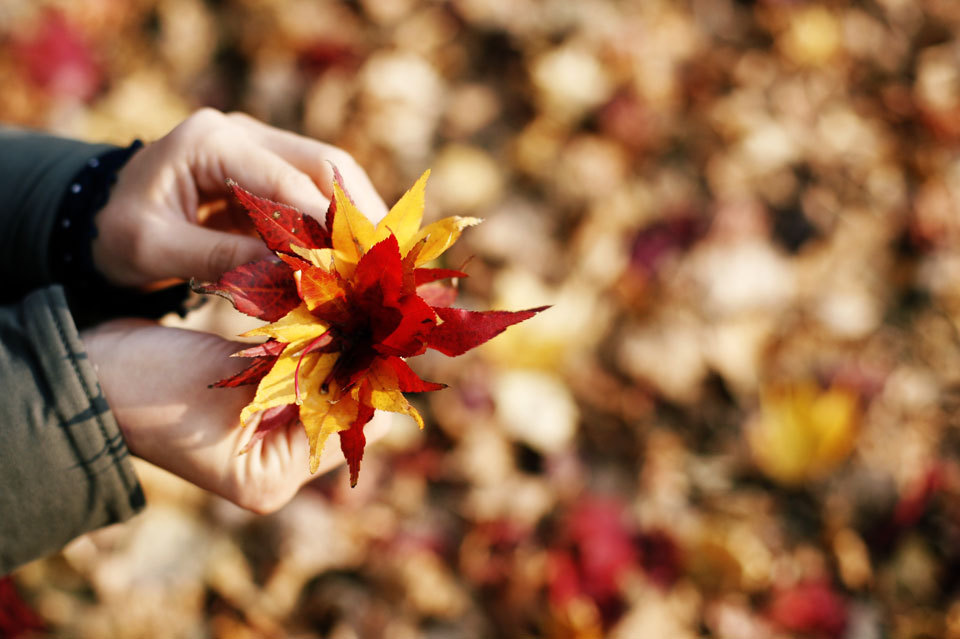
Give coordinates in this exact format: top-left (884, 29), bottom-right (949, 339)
top-left (332, 182), bottom-right (376, 269)
top-left (300, 391), bottom-right (357, 473)
top-left (374, 169), bottom-right (430, 247)
top-left (243, 303), bottom-right (328, 343)
top-left (405, 216), bottom-right (482, 265)
top-left (363, 359), bottom-right (425, 429)
top-left (748, 382), bottom-right (860, 484)
top-left (290, 244), bottom-right (336, 271)
top-left (240, 343), bottom-right (336, 425)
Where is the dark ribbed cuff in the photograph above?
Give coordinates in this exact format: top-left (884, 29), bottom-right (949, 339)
top-left (48, 141), bottom-right (192, 328)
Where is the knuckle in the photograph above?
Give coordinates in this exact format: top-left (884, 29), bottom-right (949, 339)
top-left (206, 238), bottom-right (239, 277)
top-left (226, 111), bottom-right (256, 125)
top-left (277, 168), bottom-right (315, 196)
top-left (168, 108), bottom-right (226, 146)
top-left (324, 147), bottom-right (358, 172)
top-left (191, 107), bottom-right (225, 125)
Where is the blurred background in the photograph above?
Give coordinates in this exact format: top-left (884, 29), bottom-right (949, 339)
top-left (3, 0), bottom-right (960, 637)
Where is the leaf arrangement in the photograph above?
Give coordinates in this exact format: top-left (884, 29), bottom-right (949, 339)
top-left (194, 169), bottom-right (546, 486)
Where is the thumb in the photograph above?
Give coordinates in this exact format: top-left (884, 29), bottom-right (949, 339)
top-left (169, 224), bottom-right (273, 282)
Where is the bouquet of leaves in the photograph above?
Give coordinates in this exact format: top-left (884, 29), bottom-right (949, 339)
top-left (194, 170), bottom-right (545, 485)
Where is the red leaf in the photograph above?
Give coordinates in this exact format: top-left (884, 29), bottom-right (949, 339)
top-left (385, 356), bottom-right (446, 392)
top-left (240, 404), bottom-right (299, 453)
top-left (565, 498), bottom-right (637, 607)
top-left (547, 551), bottom-right (583, 609)
top-left (637, 529), bottom-right (682, 588)
top-left (416, 282), bottom-right (458, 308)
top-left (893, 465), bottom-right (942, 529)
top-left (228, 180), bottom-right (330, 254)
top-left (276, 253), bottom-right (313, 273)
top-left (767, 581), bottom-right (848, 638)
top-left (414, 268), bottom-right (468, 285)
top-left (212, 354), bottom-right (279, 388)
top-left (231, 340), bottom-right (285, 358)
top-left (13, 10), bottom-right (101, 101)
top-left (426, 306), bottom-right (549, 357)
top-left (339, 389), bottom-right (376, 487)
top-left (354, 235), bottom-right (403, 302)
top-left (376, 294), bottom-right (436, 357)
top-left (193, 258), bottom-right (300, 321)
top-left (0, 576), bottom-right (45, 638)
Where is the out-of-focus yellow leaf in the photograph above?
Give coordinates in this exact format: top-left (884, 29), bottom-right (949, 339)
top-left (748, 381), bottom-right (860, 484)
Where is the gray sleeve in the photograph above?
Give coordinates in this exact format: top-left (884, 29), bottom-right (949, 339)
top-left (0, 128), bottom-right (114, 301)
top-left (0, 286), bottom-right (144, 574)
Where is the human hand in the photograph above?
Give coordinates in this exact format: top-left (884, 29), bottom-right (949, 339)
top-left (81, 320), bottom-right (391, 513)
top-left (92, 108), bottom-right (389, 288)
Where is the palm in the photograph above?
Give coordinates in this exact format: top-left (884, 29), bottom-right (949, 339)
top-left (82, 321), bottom-right (389, 513)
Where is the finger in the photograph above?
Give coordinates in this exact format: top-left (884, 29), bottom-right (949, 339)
top-left (165, 223), bottom-right (273, 282)
top-left (191, 135), bottom-right (332, 220)
top-left (226, 113), bottom-right (390, 224)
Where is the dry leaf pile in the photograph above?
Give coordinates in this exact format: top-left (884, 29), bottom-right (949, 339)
top-left (4, 1), bottom-right (960, 637)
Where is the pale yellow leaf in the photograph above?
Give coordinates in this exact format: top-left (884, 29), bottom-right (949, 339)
top-left (239, 343), bottom-right (336, 425)
top-left (374, 169), bottom-right (430, 247)
top-left (405, 216), bottom-right (482, 265)
top-left (242, 303), bottom-right (328, 343)
top-left (301, 392), bottom-right (357, 473)
top-left (332, 182), bottom-right (376, 268)
top-left (363, 359), bottom-right (425, 429)
top-left (749, 382), bottom-right (859, 484)
top-left (290, 245), bottom-right (337, 271)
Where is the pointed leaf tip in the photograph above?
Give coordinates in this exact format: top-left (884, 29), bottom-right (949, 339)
top-left (426, 305), bottom-right (549, 357)
top-left (339, 400), bottom-right (375, 487)
top-left (194, 258), bottom-right (300, 321)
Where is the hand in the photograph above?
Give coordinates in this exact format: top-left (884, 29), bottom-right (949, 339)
top-left (81, 320), bottom-right (391, 513)
top-left (92, 109), bottom-right (389, 288)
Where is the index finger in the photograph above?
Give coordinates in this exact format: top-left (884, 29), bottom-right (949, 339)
top-left (226, 113), bottom-right (390, 225)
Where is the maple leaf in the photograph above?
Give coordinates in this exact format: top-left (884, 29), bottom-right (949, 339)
top-left (196, 169), bottom-right (546, 485)
top-left (747, 381), bottom-right (860, 485)
top-left (226, 180), bottom-right (331, 254)
top-left (192, 259), bottom-right (299, 322)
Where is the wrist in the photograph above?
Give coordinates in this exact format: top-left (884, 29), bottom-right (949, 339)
top-left (49, 140), bottom-right (144, 291)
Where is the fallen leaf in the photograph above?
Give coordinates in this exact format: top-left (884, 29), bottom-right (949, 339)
top-left (767, 580), bottom-right (848, 639)
top-left (748, 381), bottom-right (860, 485)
